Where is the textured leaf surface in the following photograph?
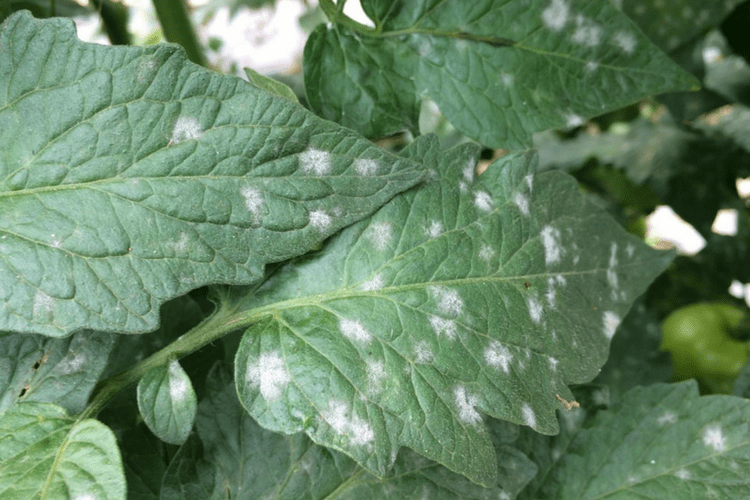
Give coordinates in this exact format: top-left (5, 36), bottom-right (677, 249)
top-left (162, 364), bottom-right (535, 500)
top-left (230, 135), bottom-right (672, 484)
top-left (0, 12), bottom-right (425, 337)
top-left (0, 329), bottom-right (115, 415)
top-left (137, 359), bottom-right (197, 445)
top-left (0, 402), bottom-right (125, 500)
top-left (304, 0), bottom-right (698, 148)
top-left (532, 382), bottom-right (750, 499)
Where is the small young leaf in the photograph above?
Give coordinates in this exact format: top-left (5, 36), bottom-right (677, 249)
top-left (243, 67), bottom-right (299, 102)
top-left (305, 0), bottom-right (699, 148)
top-left (532, 381), bottom-right (750, 499)
top-left (0, 329), bottom-right (115, 415)
top-left (0, 12), bottom-right (425, 337)
top-left (0, 402), bottom-right (125, 500)
top-left (230, 135), bottom-right (672, 485)
top-left (137, 359), bottom-right (197, 445)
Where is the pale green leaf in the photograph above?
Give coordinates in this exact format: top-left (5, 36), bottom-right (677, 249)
top-left (229, 135), bottom-right (672, 485)
top-left (162, 364), bottom-right (535, 500)
top-left (0, 402), bottom-right (125, 500)
top-left (137, 359), bottom-right (197, 445)
top-left (0, 11), bottom-right (425, 337)
top-left (243, 67), bottom-right (299, 103)
top-left (304, 0), bottom-right (698, 148)
top-left (0, 329), bottom-right (115, 415)
top-left (533, 381), bottom-right (750, 499)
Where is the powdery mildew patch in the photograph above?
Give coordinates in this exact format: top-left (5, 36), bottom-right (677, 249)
top-left (613, 31), bottom-right (637, 55)
top-left (542, 0), bottom-right (569, 31)
top-left (478, 244), bottom-right (496, 262)
top-left (474, 191), bottom-right (494, 212)
top-left (514, 192), bottom-right (530, 216)
top-left (484, 341), bottom-right (513, 374)
top-left (602, 311), bottom-right (621, 339)
top-left (299, 148), bottom-right (331, 175)
top-left (367, 222), bottom-right (392, 251)
top-left (454, 385), bottom-right (482, 424)
top-left (426, 220), bottom-right (443, 238)
top-left (572, 15), bottom-right (602, 47)
top-left (355, 159), bottom-right (379, 176)
top-left (429, 315), bottom-right (457, 340)
top-left (527, 296), bottom-right (544, 324)
top-left (168, 359), bottom-right (189, 401)
top-left (657, 411), bottom-right (677, 425)
top-left (339, 319), bottom-right (373, 344)
top-left (360, 274), bottom-right (384, 291)
top-left (541, 226), bottom-right (563, 266)
top-left (522, 403), bottom-right (537, 429)
top-left (33, 291), bottom-right (53, 319)
top-left (414, 341), bottom-right (434, 364)
top-left (246, 352), bottom-right (291, 400)
top-left (463, 158), bottom-right (476, 183)
top-left (309, 210), bottom-right (332, 230)
top-left (57, 351), bottom-right (86, 375)
top-left (429, 286), bottom-right (464, 316)
top-left (241, 186), bottom-right (265, 217)
top-left (171, 116), bottom-right (202, 143)
top-left (322, 400), bottom-right (374, 446)
top-left (366, 360), bottom-right (386, 388)
top-left (702, 425), bottom-right (726, 452)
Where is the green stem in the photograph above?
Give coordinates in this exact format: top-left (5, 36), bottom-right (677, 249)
top-left (318, 0), bottom-right (376, 35)
top-left (50, 0), bottom-right (55, 17)
top-left (79, 305), bottom-right (257, 420)
top-left (151, 0), bottom-right (207, 66)
top-left (90, 0), bottom-right (131, 46)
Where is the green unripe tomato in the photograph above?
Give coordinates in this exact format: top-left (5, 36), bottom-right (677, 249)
top-left (661, 303), bottom-right (749, 390)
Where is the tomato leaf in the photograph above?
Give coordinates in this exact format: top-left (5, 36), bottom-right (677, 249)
top-left (137, 359), bottom-right (197, 445)
top-left (0, 11), bottom-right (425, 337)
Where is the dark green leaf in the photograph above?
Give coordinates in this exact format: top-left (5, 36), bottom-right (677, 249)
top-left (0, 12), bottom-right (425, 337)
top-left (0, 329), bottom-right (115, 415)
top-left (533, 382), bottom-right (750, 499)
top-left (305, 0), bottom-right (698, 148)
top-left (0, 402), bottom-right (125, 499)
top-left (0, 0), bottom-right (89, 23)
top-left (229, 135), bottom-right (671, 484)
top-left (137, 359), bottom-right (197, 445)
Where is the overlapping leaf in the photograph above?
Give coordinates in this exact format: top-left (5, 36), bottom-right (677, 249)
top-left (525, 382), bottom-right (750, 499)
top-left (0, 329), bottom-right (115, 415)
top-left (228, 134), bottom-right (672, 484)
top-left (0, 402), bottom-right (125, 500)
top-left (162, 364), bottom-right (535, 500)
top-left (137, 359), bottom-right (197, 445)
top-left (304, 0), bottom-right (698, 148)
top-left (0, 12), bottom-right (425, 337)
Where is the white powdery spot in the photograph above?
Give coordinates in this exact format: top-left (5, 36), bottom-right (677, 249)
top-left (702, 425), bottom-right (726, 452)
top-left (474, 191), bottom-right (494, 212)
top-left (171, 116), bottom-right (202, 143)
top-left (522, 403), bottom-right (537, 429)
top-left (548, 356), bottom-right (559, 370)
top-left (541, 226), bottom-right (563, 266)
top-left (300, 148), bottom-right (331, 175)
top-left (479, 244), bottom-right (495, 262)
top-left (57, 352), bottom-right (86, 375)
top-left (565, 113), bottom-right (584, 128)
top-left (355, 159), bottom-right (379, 176)
top-left (168, 232), bottom-right (189, 253)
top-left (339, 319), bottom-right (372, 344)
top-left (454, 385), bottom-right (482, 424)
top-left (309, 210), bottom-right (332, 230)
top-left (414, 341), bottom-right (434, 364)
top-left (525, 174), bottom-right (534, 191)
top-left (348, 415), bottom-right (375, 445)
top-left (241, 186), bottom-right (265, 215)
top-left (463, 158), bottom-right (477, 183)
top-left (626, 243), bottom-right (635, 258)
top-left (546, 277), bottom-right (557, 309)
top-left (602, 311), bottom-right (621, 339)
top-left (246, 352), bottom-right (291, 401)
top-left (75, 495), bottom-right (97, 500)
top-left (572, 15), bottom-right (602, 47)
top-left (527, 296), bottom-right (543, 324)
top-left (500, 72), bottom-right (515, 87)
top-left (360, 274), bottom-right (384, 291)
top-left (674, 469), bottom-right (691, 480)
top-left (366, 360), bottom-right (386, 387)
top-left (430, 287), bottom-right (463, 316)
top-left (484, 341), bottom-right (512, 374)
top-left (613, 31), bottom-right (637, 55)
top-left (368, 222), bottom-right (392, 251)
top-left (323, 400), bottom-right (374, 445)
top-left (555, 274), bottom-right (567, 286)
top-left (429, 315), bottom-right (457, 340)
top-left (585, 60), bottom-right (600, 72)
top-left (514, 192), bottom-right (530, 216)
top-left (168, 360), bottom-right (189, 401)
top-left (542, 0), bottom-right (569, 31)
top-left (426, 220), bottom-right (443, 238)
top-left (607, 242), bottom-right (620, 298)
top-left (657, 411), bottom-right (677, 425)
top-left (33, 291), bottom-right (53, 317)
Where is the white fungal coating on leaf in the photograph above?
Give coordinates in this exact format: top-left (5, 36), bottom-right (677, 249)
top-left (613, 31), bottom-right (637, 55)
top-left (514, 192), bottom-right (530, 216)
top-left (300, 148), bottom-right (331, 175)
top-left (542, 0), bottom-right (569, 31)
top-left (33, 291), bottom-right (53, 319)
top-left (426, 220), bottom-right (443, 238)
top-left (57, 351), bottom-right (86, 375)
top-left (602, 311), bottom-right (621, 339)
top-left (565, 113), bottom-right (584, 128)
top-left (246, 352), bottom-right (290, 401)
top-left (339, 319), bottom-right (372, 344)
top-left (572, 15), bottom-right (602, 47)
top-left (478, 244), bottom-right (495, 262)
top-left (454, 385), bottom-right (481, 424)
top-left (368, 222), bottom-right (392, 251)
top-left (309, 210), bottom-right (332, 230)
top-left (541, 226), bottom-right (563, 266)
top-left (474, 191), bottom-right (494, 212)
top-left (522, 403), bottom-right (537, 429)
top-left (674, 469), bottom-right (691, 480)
top-left (323, 400), bottom-right (374, 445)
top-left (429, 315), bottom-right (457, 339)
top-left (657, 411), bottom-right (677, 425)
top-left (702, 425), bottom-right (726, 452)
top-left (168, 359), bottom-right (189, 401)
top-left (355, 158), bottom-right (379, 176)
top-left (171, 116), bottom-right (202, 143)
top-left (485, 341), bottom-right (513, 373)
top-left (366, 360), bottom-right (386, 388)
top-left (528, 296), bottom-right (543, 324)
top-left (360, 274), bottom-right (384, 291)
top-left (430, 286), bottom-right (464, 316)
top-left (241, 186), bottom-right (264, 216)
top-left (414, 341), bottom-right (434, 364)
top-left (463, 158), bottom-right (476, 183)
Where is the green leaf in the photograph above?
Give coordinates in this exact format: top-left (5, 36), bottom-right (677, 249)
top-left (0, 329), bottom-right (115, 415)
top-left (304, 0), bottom-right (698, 148)
top-left (243, 67), bottom-right (299, 103)
top-left (229, 135), bottom-right (672, 485)
top-left (0, 0), bottom-right (89, 23)
top-left (0, 11), bottom-right (425, 337)
top-left (531, 381), bottom-right (750, 499)
top-left (0, 402), bottom-right (125, 500)
top-left (137, 359), bottom-right (197, 445)
top-left (616, 0), bottom-right (744, 52)
top-left (162, 363), bottom-right (536, 500)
